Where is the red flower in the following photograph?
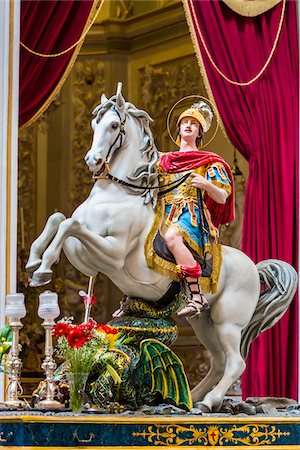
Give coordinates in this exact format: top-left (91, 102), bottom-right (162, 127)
top-left (67, 328), bottom-right (88, 348)
top-left (53, 323), bottom-right (71, 338)
top-left (98, 324), bottom-right (118, 335)
top-left (77, 320), bottom-right (96, 339)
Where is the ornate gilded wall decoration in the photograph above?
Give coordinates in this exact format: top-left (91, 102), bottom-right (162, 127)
top-left (139, 58), bottom-right (202, 151)
top-left (18, 126), bottom-right (37, 255)
top-left (173, 343), bottom-right (210, 389)
top-left (71, 59), bottom-right (106, 209)
top-left (115, 0), bottom-right (133, 19)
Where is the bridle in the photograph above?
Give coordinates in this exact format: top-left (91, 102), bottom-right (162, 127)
top-left (91, 107), bottom-right (191, 197)
top-left (103, 106), bottom-right (126, 162)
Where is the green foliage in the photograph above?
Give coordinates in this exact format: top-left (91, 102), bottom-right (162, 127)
top-left (0, 325), bottom-right (13, 373)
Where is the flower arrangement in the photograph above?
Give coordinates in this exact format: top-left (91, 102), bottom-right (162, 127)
top-left (53, 317), bottom-right (128, 411)
top-left (53, 318), bottom-right (122, 377)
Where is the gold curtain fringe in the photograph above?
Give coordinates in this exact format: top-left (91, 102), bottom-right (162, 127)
top-left (182, 0), bottom-right (231, 144)
top-left (20, 0), bottom-right (104, 58)
top-left (223, 0), bottom-right (282, 17)
top-left (20, 0), bottom-right (102, 129)
top-left (187, 0), bottom-right (286, 87)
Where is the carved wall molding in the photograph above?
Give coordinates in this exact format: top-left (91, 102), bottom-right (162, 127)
top-left (18, 126), bottom-right (37, 255)
top-left (115, 0), bottom-right (133, 19)
top-left (174, 343), bottom-right (210, 389)
top-left (70, 59), bottom-right (106, 209)
top-left (139, 57), bottom-right (203, 151)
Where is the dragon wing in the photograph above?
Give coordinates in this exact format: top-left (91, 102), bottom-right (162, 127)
top-left (134, 338), bottom-right (192, 411)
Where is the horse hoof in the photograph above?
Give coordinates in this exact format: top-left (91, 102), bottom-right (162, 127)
top-left (193, 402), bottom-right (212, 413)
top-left (25, 260), bottom-right (42, 279)
top-left (29, 271), bottom-right (53, 287)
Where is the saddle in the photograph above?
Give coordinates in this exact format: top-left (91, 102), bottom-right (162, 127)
top-left (153, 230), bottom-right (213, 278)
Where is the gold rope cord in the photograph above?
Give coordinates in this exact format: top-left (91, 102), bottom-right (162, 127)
top-left (188, 0), bottom-right (286, 87)
top-left (182, 0), bottom-right (231, 144)
top-left (223, 0), bottom-right (281, 17)
top-left (20, 0), bottom-right (104, 58)
top-left (20, 0), bottom-right (102, 129)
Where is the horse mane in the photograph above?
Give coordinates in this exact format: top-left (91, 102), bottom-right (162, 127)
top-left (93, 98), bottom-right (159, 206)
top-left (126, 102), bottom-right (159, 206)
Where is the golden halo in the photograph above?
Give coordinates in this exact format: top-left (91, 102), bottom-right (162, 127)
top-left (166, 95), bottom-right (219, 149)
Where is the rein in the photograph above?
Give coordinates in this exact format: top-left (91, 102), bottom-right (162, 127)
top-left (93, 166), bottom-right (191, 197)
top-left (91, 106), bottom-right (191, 196)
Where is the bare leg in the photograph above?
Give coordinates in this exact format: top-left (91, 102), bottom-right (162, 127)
top-left (164, 226), bottom-right (209, 316)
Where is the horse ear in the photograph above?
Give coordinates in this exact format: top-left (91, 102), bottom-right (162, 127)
top-left (101, 93), bottom-right (108, 104)
top-left (116, 93), bottom-right (125, 109)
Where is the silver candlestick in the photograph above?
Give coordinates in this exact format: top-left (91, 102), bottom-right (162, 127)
top-left (36, 291), bottom-right (64, 409)
top-left (4, 293), bottom-right (26, 408)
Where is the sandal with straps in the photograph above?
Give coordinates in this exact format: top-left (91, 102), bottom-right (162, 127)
top-left (178, 279), bottom-right (210, 318)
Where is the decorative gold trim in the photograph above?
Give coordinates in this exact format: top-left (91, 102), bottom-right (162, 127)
top-left (113, 325), bottom-right (178, 334)
top-left (20, 0), bottom-right (102, 129)
top-left (211, 179), bottom-right (232, 196)
top-left (181, 0), bottom-right (231, 144)
top-left (20, 0), bottom-right (104, 58)
top-left (1, 447), bottom-right (299, 450)
top-left (186, 0), bottom-right (286, 86)
top-left (145, 199), bottom-right (222, 294)
top-left (1, 414), bottom-right (300, 424)
top-left (144, 201), bottom-right (180, 280)
top-left (223, 0), bottom-right (282, 17)
top-left (133, 423), bottom-right (290, 447)
top-left (166, 94), bottom-right (220, 149)
top-left (1, 444), bottom-right (299, 450)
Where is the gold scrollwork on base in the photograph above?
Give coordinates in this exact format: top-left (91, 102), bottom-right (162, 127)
top-left (133, 423), bottom-right (290, 446)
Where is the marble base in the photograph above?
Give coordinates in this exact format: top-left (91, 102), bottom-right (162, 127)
top-left (0, 413), bottom-right (299, 448)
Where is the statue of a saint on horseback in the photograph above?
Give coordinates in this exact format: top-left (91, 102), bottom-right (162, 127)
top-left (25, 85), bottom-right (297, 412)
top-left (144, 100), bottom-right (234, 318)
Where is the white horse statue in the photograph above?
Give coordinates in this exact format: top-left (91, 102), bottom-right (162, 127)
top-left (26, 92), bottom-right (297, 411)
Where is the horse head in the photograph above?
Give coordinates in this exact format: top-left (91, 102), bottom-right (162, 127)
top-left (85, 93), bottom-right (127, 174)
top-left (85, 92), bottom-right (159, 205)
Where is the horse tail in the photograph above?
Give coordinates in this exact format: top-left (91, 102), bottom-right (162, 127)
top-left (240, 259), bottom-right (298, 361)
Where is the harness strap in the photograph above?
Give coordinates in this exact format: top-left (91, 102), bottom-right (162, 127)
top-left (98, 171), bottom-right (191, 193)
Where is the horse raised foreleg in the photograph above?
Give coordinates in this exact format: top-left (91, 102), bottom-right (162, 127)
top-left (189, 314), bottom-right (225, 404)
top-left (26, 212), bottom-right (66, 279)
top-left (200, 322), bottom-right (245, 411)
top-left (30, 218), bottom-right (128, 286)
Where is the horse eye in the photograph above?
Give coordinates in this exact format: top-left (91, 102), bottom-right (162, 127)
top-left (111, 123), bottom-right (119, 130)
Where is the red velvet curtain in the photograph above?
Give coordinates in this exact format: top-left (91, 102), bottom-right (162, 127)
top-left (184, 0), bottom-right (299, 399)
top-left (19, 0), bottom-right (97, 127)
